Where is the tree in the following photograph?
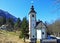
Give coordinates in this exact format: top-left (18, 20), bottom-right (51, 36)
top-left (14, 18), bottom-right (21, 31)
top-left (19, 17), bottom-right (29, 42)
top-left (0, 16), bottom-right (6, 26)
top-left (6, 18), bottom-right (14, 31)
top-left (47, 19), bottom-right (60, 36)
top-left (3, 16), bottom-right (6, 24)
top-left (0, 16), bottom-right (3, 26)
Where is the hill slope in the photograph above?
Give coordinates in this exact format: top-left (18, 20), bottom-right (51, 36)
top-left (0, 9), bottom-right (17, 22)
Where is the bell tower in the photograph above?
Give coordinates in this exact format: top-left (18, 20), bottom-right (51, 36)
top-left (29, 5), bottom-right (37, 43)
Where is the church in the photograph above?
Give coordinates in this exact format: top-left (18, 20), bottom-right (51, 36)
top-left (28, 5), bottom-right (47, 42)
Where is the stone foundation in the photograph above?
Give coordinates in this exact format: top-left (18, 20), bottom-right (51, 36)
top-left (41, 39), bottom-right (57, 43)
top-left (29, 38), bottom-right (37, 43)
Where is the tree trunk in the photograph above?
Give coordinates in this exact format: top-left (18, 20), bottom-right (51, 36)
top-left (24, 36), bottom-right (25, 43)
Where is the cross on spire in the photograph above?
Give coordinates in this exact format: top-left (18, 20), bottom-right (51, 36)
top-left (29, 1), bottom-right (36, 14)
top-left (29, 5), bottom-right (36, 14)
top-left (31, 1), bottom-right (34, 5)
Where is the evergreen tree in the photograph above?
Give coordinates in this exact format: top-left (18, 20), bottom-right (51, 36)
top-left (19, 17), bottom-right (29, 42)
top-left (0, 16), bottom-right (6, 26)
top-left (3, 17), bottom-right (6, 24)
top-left (6, 18), bottom-right (14, 31)
top-left (14, 18), bottom-right (21, 31)
top-left (0, 17), bottom-right (3, 26)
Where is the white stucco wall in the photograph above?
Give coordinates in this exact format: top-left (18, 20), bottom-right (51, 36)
top-left (37, 28), bottom-right (46, 40)
top-left (41, 28), bottom-right (46, 39)
top-left (37, 29), bottom-right (42, 39)
top-left (29, 13), bottom-right (36, 39)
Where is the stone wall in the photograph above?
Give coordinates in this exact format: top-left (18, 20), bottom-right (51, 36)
top-left (41, 39), bottom-right (57, 43)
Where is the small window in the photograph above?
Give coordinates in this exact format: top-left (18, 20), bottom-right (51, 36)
top-left (33, 35), bottom-right (34, 37)
top-left (32, 15), bottom-right (34, 17)
top-left (42, 32), bottom-right (44, 34)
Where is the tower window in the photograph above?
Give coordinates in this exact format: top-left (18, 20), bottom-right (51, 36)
top-left (33, 35), bottom-right (34, 37)
top-left (42, 32), bottom-right (44, 35)
top-left (32, 15), bottom-right (34, 17)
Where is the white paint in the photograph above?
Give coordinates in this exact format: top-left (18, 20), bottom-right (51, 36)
top-left (29, 6), bottom-right (47, 40)
top-left (29, 12), bottom-right (37, 39)
top-left (37, 30), bottom-right (42, 39)
top-left (37, 28), bottom-right (46, 40)
top-left (41, 28), bottom-right (46, 39)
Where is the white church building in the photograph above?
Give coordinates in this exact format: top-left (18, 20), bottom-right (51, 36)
top-left (28, 5), bottom-right (47, 42)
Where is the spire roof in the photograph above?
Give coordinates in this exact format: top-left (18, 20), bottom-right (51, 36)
top-left (29, 5), bottom-right (36, 14)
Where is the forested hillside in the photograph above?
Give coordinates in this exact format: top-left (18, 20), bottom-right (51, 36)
top-left (47, 19), bottom-right (60, 37)
top-left (0, 9), bottom-right (29, 43)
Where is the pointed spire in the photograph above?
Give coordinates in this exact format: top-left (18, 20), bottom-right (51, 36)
top-left (31, 5), bottom-right (34, 11)
top-left (29, 5), bottom-right (36, 14)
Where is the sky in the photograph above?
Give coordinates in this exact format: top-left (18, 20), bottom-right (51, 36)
top-left (0, 0), bottom-right (60, 23)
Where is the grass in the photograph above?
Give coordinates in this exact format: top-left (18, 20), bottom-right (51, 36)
top-left (37, 40), bottom-right (40, 43)
top-left (0, 30), bottom-right (40, 43)
top-left (0, 30), bottom-right (25, 43)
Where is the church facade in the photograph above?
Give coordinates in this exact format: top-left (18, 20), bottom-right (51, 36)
top-left (28, 5), bottom-right (47, 42)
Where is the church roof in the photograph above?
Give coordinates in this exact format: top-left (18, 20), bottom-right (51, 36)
top-left (29, 5), bottom-right (36, 14)
top-left (36, 21), bottom-right (42, 26)
top-left (36, 21), bottom-right (46, 29)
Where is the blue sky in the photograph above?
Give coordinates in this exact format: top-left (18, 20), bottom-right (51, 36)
top-left (0, 0), bottom-right (60, 23)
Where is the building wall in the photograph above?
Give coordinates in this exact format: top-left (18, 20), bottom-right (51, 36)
top-left (37, 29), bottom-right (42, 39)
top-left (41, 28), bottom-right (46, 39)
top-left (29, 13), bottom-right (37, 39)
top-left (37, 28), bottom-right (46, 40)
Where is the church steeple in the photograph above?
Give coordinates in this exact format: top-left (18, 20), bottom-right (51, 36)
top-left (29, 5), bottom-right (37, 43)
top-left (29, 5), bottom-right (36, 14)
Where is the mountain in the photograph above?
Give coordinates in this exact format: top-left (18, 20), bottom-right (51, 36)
top-left (0, 9), bottom-right (17, 22)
